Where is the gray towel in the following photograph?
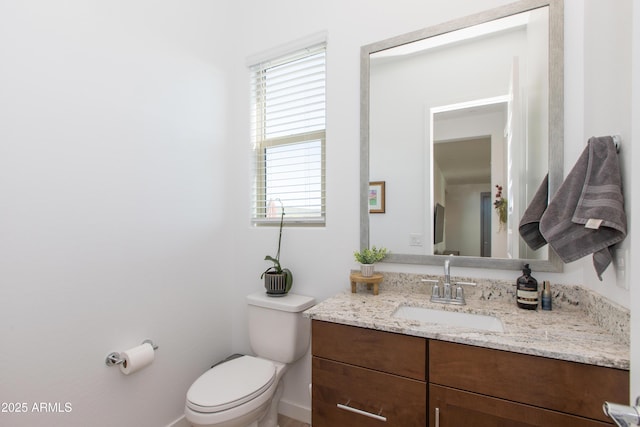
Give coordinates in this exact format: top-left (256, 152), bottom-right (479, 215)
top-left (539, 136), bottom-right (626, 280)
top-left (519, 174), bottom-right (548, 250)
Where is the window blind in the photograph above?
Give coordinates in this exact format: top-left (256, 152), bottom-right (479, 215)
top-left (250, 42), bottom-right (326, 225)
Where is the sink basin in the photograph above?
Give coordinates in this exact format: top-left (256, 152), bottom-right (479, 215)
top-left (392, 305), bottom-right (504, 332)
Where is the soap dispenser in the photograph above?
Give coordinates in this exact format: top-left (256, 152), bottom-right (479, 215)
top-left (516, 264), bottom-right (539, 310)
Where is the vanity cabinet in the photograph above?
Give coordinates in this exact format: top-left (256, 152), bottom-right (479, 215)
top-left (311, 320), bottom-right (427, 426)
top-left (429, 340), bottom-right (628, 426)
top-left (311, 320), bottom-right (629, 427)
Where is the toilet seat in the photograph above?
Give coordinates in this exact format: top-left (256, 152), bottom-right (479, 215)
top-left (186, 356), bottom-right (276, 414)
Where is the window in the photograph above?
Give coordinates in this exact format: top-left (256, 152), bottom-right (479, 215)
top-left (250, 42), bottom-right (326, 225)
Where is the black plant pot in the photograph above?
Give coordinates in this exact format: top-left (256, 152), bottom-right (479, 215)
top-left (264, 272), bottom-right (288, 296)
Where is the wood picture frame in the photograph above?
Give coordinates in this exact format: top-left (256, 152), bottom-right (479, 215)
top-left (369, 181), bottom-right (385, 213)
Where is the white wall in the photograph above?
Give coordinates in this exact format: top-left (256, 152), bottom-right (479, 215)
top-left (0, 1), bottom-right (234, 426)
top-left (445, 183), bottom-right (490, 257)
top-left (0, 0), bottom-right (635, 425)
top-left (567, 0), bottom-right (633, 303)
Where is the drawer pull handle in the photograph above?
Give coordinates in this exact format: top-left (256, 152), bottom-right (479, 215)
top-left (435, 407), bottom-right (440, 427)
top-left (337, 401), bottom-right (387, 422)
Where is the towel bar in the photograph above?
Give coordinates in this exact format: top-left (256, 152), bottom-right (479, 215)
top-left (612, 135), bottom-right (621, 152)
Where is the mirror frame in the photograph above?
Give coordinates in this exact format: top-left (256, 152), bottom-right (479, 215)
top-left (360, 0), bottom-right (564, 272)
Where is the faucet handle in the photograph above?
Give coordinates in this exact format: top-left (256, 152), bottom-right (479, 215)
top-left (453, 281), bottom-right (475, 303)
top-left (421, 279), bottom-right (440, 298)
top-left (455, 281), bottom-right (477, 287)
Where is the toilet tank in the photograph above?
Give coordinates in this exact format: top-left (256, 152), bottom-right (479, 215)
top-left (246, 292), bottom-right (316, 364)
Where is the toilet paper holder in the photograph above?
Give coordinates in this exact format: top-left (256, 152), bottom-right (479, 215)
top-left (105, 339), bottom-right (158, 367)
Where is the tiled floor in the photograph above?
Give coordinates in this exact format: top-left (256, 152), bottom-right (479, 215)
top-left (278, 414), bottom-right (311, 427)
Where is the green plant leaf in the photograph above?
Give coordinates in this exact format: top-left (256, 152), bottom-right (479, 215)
top-left (260, 201), bottom-right (287, 280)
top-left (264, 255), bottom-right (282, 272)
top-left (353, 246), bottom-right (388, 264)
top-left (283, 268), bottom-right (293, 293)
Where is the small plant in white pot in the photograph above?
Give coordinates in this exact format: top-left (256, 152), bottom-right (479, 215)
top-left (260, 203), bottom-right (293, 296)
top-left (353, 246), bottom-right (388, 277)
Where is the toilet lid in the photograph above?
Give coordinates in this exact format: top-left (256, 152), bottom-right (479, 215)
top-left (186, 356), bottom-right (276, 413)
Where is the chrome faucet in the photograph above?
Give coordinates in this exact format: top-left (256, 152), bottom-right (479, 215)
top-left (443, 258), bottom-right (452, 299)
top-left (444, 258), bottom-right (451, 285)
top-left (427, 256), bottom-right (476, 305)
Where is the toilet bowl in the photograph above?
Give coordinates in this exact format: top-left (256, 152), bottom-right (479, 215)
top-left (184, 292), bottom-right (315, 427)
top-left (185, 356), bottom-right (286, 427)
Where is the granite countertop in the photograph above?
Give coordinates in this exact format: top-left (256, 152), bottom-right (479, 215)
top-left (303, 273), bottom-right (630, 370)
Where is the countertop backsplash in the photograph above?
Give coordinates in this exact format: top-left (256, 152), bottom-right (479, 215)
top-left (369, 271), bottom-right (630, 345)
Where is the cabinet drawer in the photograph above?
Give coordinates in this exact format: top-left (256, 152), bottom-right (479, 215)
top-left (429, 340), bottom-right (628, 423)
top-left (430, 384), bottom-right (612, 427)
top-left (312, 320), bottom-right (426, 380)
top-left (312, 356), bottom-right (426, 427)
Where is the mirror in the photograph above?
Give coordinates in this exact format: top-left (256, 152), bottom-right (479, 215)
top-left (361, 0), bottom-right (564, 271)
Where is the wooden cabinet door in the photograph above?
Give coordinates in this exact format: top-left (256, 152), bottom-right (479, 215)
top-left (429, 384), bottom-right (613, 427)
top-left (430, 340), bottom-right (628, 423)
top-left (313, 357), bottom-right (426, 427)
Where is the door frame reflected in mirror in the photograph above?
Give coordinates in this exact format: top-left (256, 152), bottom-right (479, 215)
top-left (431, 97), bottom-right (508, 259)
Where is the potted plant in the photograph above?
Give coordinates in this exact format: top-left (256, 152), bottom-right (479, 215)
top-left (354, 246), bottom-right (388, 277)
top-left (260, 203), bottom-right (293, 296)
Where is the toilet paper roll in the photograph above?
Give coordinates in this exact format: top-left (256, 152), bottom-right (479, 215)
top-left (119, 342), bottom-right (155, 375)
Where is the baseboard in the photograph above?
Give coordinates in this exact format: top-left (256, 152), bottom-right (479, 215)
top-left (167, 414), bottom-right (190, 427)
top-left (278, 399), bottom-right (311, 424)
top-left (168, 401), bottom-right (310, 426)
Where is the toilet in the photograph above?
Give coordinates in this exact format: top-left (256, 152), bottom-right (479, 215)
top-left (185, 292), bottom-right (316, 427)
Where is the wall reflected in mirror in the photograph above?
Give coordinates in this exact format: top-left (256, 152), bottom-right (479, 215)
top-left (367, 3), bottom-right (553, 267)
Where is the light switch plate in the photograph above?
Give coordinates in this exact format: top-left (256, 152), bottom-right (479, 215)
top-left (409, 233), bottom-right (423, 247)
